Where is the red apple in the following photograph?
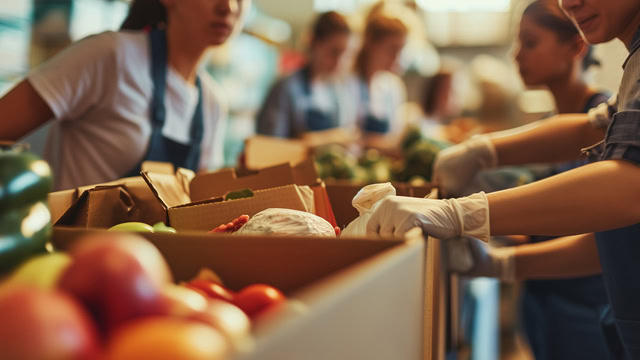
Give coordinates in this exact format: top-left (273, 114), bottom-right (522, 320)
top-left (0, 287), bottom-right (101, 360)
top-left (58, 233), bottom-right (172, 333)
top-left (185, 279), bottom-right (235, 302)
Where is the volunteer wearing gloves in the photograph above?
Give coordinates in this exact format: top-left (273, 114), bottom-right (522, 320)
top-left (349, 13), bottom-right (408, 136)
top-left (367, 0), bottom-right (640, 358)
top-left (499, 2), bottom-right (609, 358)
top-left (256, 12), bottom-right (353, 138)
top-left (0, 0), bottom-right (248, 190)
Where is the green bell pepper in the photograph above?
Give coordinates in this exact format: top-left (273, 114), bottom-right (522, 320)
top-left (0, 147), bottom-right (53, 274)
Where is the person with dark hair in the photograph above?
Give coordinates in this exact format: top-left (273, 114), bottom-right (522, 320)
top-left (257, 11), bottom-right (353, 138)
top-left (349, 12), bottom-right (408, 137)
top-left (0, 0), bottom-right (250, 190)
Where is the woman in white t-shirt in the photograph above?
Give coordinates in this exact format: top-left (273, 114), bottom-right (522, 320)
top-left (348, 12), bottom-right (408, 139)
top-left (0, 0), bottom-right (249, 190)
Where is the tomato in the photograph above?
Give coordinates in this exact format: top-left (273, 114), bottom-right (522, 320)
top-left (232, 284), bottom-right (286, 319)
top-left (185, 279), bottom-right (235, 302)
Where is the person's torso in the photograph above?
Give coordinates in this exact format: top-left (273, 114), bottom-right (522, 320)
top-left (526, 91), bottom-right (611, 306)
top-left (42, 31), bottom-right (223, 190)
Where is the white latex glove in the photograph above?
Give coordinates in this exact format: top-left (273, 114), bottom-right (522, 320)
top-left (365, 192), bottom-right (490, 242)
top-left (447, 236), bottom-right (516, 282)
top-left (433, 136), bottom-right (497, 197)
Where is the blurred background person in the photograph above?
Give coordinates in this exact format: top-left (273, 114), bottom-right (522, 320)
top-left (256, 11), bottom-right (353, 138)
top-left (349, 10), bottom-right (408, 140)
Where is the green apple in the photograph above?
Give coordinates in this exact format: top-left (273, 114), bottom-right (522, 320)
top-left (5, 252), bottom-right (71, 289)
top-left (109, 222), bottom-right (155, 233)
top-left (152, 222), bottom-right (177, 234)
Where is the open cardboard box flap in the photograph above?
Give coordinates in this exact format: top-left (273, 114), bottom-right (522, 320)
top-left (55, 186), bottom-right (138, 228)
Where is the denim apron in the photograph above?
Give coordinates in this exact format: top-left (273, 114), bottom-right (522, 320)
top-left (521, 93), bottom-right (611, 360)
top-left (596, 224), bottom-right (640, 359)
top-left (298, 66), bottom-right (339, 132)
top-left (359, 78), bottom-right (390, 134)
top-left (126, 28), bottom-right (203, 176)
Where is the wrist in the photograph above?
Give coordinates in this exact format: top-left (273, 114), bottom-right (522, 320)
top-left (448, 192), bottom-right (490, 242)
top-left (490, 246), bottom-right (516, 282)
top-left (469, 135), bottom-right (498, 169)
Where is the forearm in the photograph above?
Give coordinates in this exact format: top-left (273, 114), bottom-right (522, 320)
top-left (514, 233), bottom-right (601, 280)
top-left (488, 160), bottom-right (640, 236)
top-left (0, 80), bottom-right (53, 141)
top-left (492, 114), bottom-right (605, 165)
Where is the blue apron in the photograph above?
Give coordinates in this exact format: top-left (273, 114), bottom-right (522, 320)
top-left (522, 93), bottom-right (611, 360)
top-left (298, 66), bottom-right (339, 132)
top-left (596, 225), bottom-right (640, 359)
top-left (126, 29), bottom-right (203, 176)
top-left (359, 79), bottom-right (390, 134)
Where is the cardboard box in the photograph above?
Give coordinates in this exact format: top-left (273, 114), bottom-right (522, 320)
top-left (326, 182), bottom-right (433, 229)
top-left (140, 161), bottom-right (332, 231)
top-left (48, 160), bottom-right (336, 232)
top-left (324, 183), bottom-right (451, 359)
top-left (51, 227), bottom-right (427, 360)
top-left (48, 176), bottom-right (166, 226)
top-left (244, 129), bottom-right (358, 170)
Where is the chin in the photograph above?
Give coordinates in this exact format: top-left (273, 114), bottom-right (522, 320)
top-left (580, 30), bottom-right (614, 45)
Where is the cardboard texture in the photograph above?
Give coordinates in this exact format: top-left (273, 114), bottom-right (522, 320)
top-left (244, 136), bottom-right (309, 170)
top-left (51, 227), bottom-right (426, 360)
top-left (56, 186), bottom-right (137, 228)
top-left (244, 130), bottom-right (358, 170)
top-left (48, 176), bottom-right (167, 227)
top-left (141, 167), bottom-right (318, 231)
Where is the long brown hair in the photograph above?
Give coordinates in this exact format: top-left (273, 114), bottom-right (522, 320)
top-left (120, 0), bottom-right (167, 31)
top-left (523, 0), bottom-right (600, 70)
top-left (354, 14), bottom-right (408, 78)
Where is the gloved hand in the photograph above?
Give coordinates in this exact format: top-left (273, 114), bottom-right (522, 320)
top-left (433, 136), bottom-right (497, 197)
top-left (447, 236), bottom-right (516, 282)
top-left (365, 192), bottom-right (490, 242)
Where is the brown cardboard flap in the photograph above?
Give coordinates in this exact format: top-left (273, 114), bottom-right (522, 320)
top-left (55, 186), bottom-right (138, 228)
top-left (141, 161), bottom-right (175, 175)
top-left (189, 162), bottom-right (296, 202)
top-left (168, 185), bottom-right (311, 231)
top-left (292, 158), bottom-right (320, 186)
top-left (300, 127), bottom-right (359, 148)
top-left (245, 135), bottom-right (309, 170)
top-left (141, 171), bottom-right (191, 209)
top-left (48, 188), bottom-right (78, 224)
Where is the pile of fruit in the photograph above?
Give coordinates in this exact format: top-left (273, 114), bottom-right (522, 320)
top-left (314, 126), bottom-right (451, 184)
top-left (0, 233), bottom-right (288, 360)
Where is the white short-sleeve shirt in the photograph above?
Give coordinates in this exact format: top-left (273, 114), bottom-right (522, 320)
top-left (28, 30), bottom-right (227, 190)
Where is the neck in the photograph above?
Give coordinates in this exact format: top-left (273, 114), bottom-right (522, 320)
top-left (547, 72), bottom-right (593, 114)
top-left (308, 61), bottom-right (322, 82)
top-left (620, 13), bottom-right (640, 49)
top-left (166, 24), bottom-right (208, 84)
top-left (363, 62), bottom-right (377, 85)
